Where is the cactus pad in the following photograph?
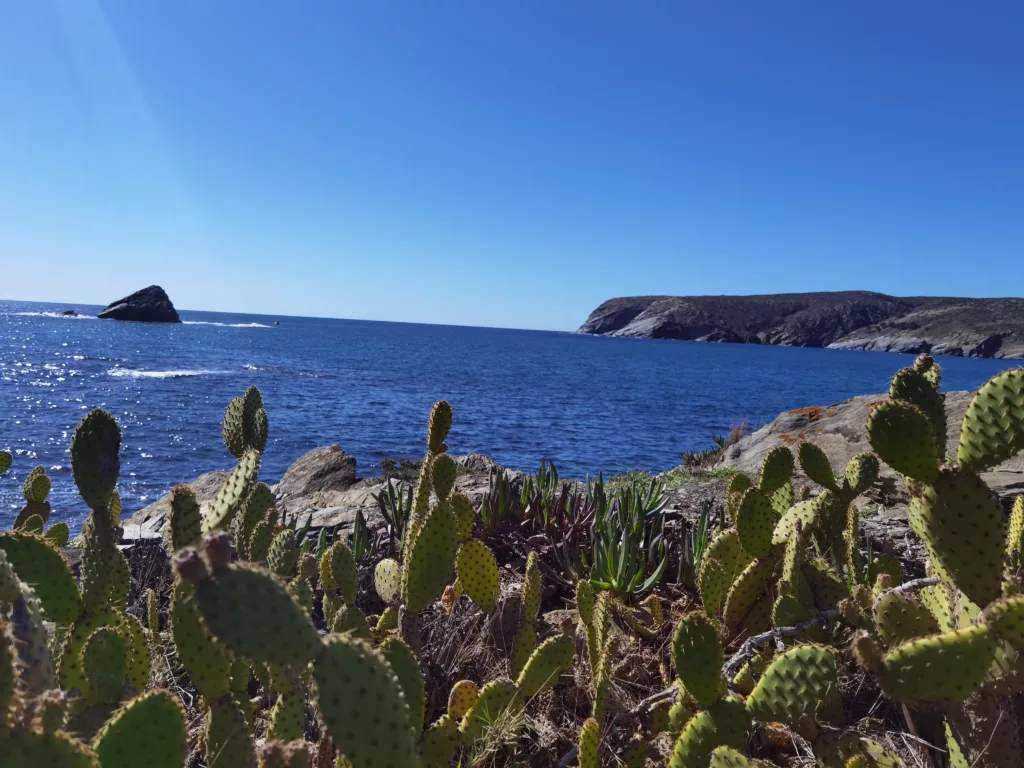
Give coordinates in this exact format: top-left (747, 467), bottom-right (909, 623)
top-left (517, 633), bottom-right (575, 696)
top-left (909, 467), bottom-right (1004, 608)
top-left (669, 696), bottom-right (750, 768)
top-left (671, 612), bottom-right (726, 707)
top-left (421, 714), bottom-right (459, 768)
top-left (403, 501), bottom-right (459, 611)
top-left (450, 492), bottom-right (475, 542)
top-left (844, 452), bottom-right (880, 496)
top-left (313, 634), bottom-right (419, 767)
top-left (0, 532), bottom-right (82, 624)
top-left (380, 637), bottom-right (425, 736)
top-left (710, 746), bottom-right (773, 768)
top-left (167, 485), bottom-right (202, 552)
top-left (119, 614), bottom-right (151, 690)
top-left (745, 645), bottom-right (844, 726)
top-left (455, 539), bottom-right (500, 613)
top-left (459, 678), bottom-right (523, 744)
top-left (874, 593), bottom-right (940, 647)
top-left (736, 490), bottom-right (776, 559)
top-left (758, 446), bottom-right (794, 496)
top-left (878, 624), bottom-right (996, 702)
top-left (193, 563), bottom-right (321, 667)
top-left (222, 395), bottom-right (247, 458)
top-left (374, 558), bottom-right (401, 603)
top-left (723, 557), bottom-right (776, 634)
top-left (82, 626), bottom-right (127, 704)
top-left (427, 400), bottom-right (453, 454)
top-left (320, 541), bottom-right (358, 605)
top-left (890, 366), bottom-right (947, 451)
top-left (511, 624), bottom-right (537, 680)
top-left (771, 499), bottom-right (818, 546)
top-left (23, 465), bottom-right (51, 504)
top-left (43, 521), bottom-right (70, 547)
top-left (1008, 496), bottom-right (1024, 569)
top-left (204, 449), bottom-right (261, 533)
top-left (866, 401), bottom-right (939, 483)
top-left (268, 530), bottom-right (299, 577)
top-left (698, 530), bottom-right (753, 618)
top-left (71, 409), bottom-right (122, 510)
top-left (578, 717), bottom-right (600, 768)
top-left (957, 368), bottom-right (1024, 472)
top-left (447, 679), bottom-right (479, 719)
top-left (94, 690), bottom-right (186, 768)
top-left (171, 579), bottom-right (232, 700)
top-left (798, 442), bottom-right (836, 490)
top-left (432, 453), bottom-right (458, 499)
top-left (330, 603), bottom-right (371, 640)
top-left (204, 694), bottom-right (257, 768)
top-left (983, 595), bottom-right (1024, 647)
top-left (0, 730), bottom-right (96, 768)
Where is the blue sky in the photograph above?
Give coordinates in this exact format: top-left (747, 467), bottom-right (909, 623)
top-left (2, 2), bottom-right (1022, 330)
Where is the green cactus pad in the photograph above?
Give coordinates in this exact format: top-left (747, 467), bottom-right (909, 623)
top-left (957, 368), bottom-right (1024, 472)
top-left (671, 612), bottom-right (726, 707)
top-left (727, 472), bottom-right (753, 497)
top-left (314, 634), bottom-right (419, 767)
top-left (802, 559), bottom-right (848, 611)
top-left (710, 746), bottom-right (774, 768)
top-left (459, 678), bottom-right (523, 744)
top-left (234, 481), bottom-right (276, 558)
top-left (79, 504), bottom-right (129, 613)
top-left (723, 557), bottom-right (776, 634)
top-left (1008, 496), bottom-right (1024, 569)
top-left (222, 395), bottom-right (247, 458)
top-left (735, 489), bottom-right (776, 559)
top-left (592, 637), bottom-right (615, 725)
top-left (0, 532), bottom-right (83, 624)
top-left (866, 401), bottom-right (939, 483)
top-left (731, 650), bottom-right (772, 696)
top-left (920, 578), bottom-right (957, 632)
top-left (94, 690), bottom-right (186, 768)
top-left (249, 404), bottom-right (269, 454)
top-left (71, 409), bottom-right (121, 510)
top-left (516, 633), bottom-right (575, 696)
top-left (58, 609), bottom-right (119, 698)
top-left (450, 492), bottom-right (475, 542)
top-left (82, 626), bottom-right (127, 704)
top-left (889, 365), bottom-right (947, 453)
top-left (427, 400), bottom-right (453, 454)
top-left (375, 605), bottom-right (398, 636)
top-left (194, 563), bottom-right (321, 667)
top-left (118, 614), bottom-right (150, 691)
top-left (455, 538), bottom-right (500, 613)
top-left (448, 679), bottom-right (479, 719)
top-left (431, 453), bottom-right (458, 500)
top-left (578, 717), bottom-right (600, 768)
top-left (844, 452), bottom-right (880, 496)
top-left (874, 593), bottom-right (940, 647)
top-left (745, 644), bottom-right (844, 725)
top-left (771, 498), bottom-right (819, 546)
top-left (204, 449), bottom-right (261, 533)
top-left (698, 530), bottom-right (753, 618)
top-left (267, 665), bottom-right (305, 742)
top-left (909, 467), bottom-right (1004, 608)
top-left (14, 501), bottom-right (49, 532)
top-left (330, 603), bottom-right (371, 640)
top-left (421, 714), bottom-right (460, 768)
top-left (268, 529), bottom-right (299, 577)
top-left (758, 446), bottom-right (794, 496)
top-left (320, 540), bottom-right (358, 605)
top-left (10, 585), bottom-right (58, 696)
top-left (374, 558), bottom-right (402, 603)
top-left (379, 637), bottom-right (425, 736)
top-left (205, 694), bottom-right (257, 768)
top-left (983, 595), bottom-right (1024, 646)
top-left (0, 550), bottom-right (19, 603)
top-left (0, 730), bottom-right (96, 768)
top-left (669, 696), bottom-right (750, 768)
top-left (878, 624), bottom-right (996, 702)
top-left (521, 551), bottom-right (542, 623)
top-left (798, 442), bottom-right (836, 490)
top-left (510, 624), bottom-right (537, 680)
top-left (43, 521), bottom-right (70, 547)
top-left (167, 485), bottom-right (202, 552)
top-left (23, 465), bottom-right (52, 503)
top-left (249, 518), bottom-right (274, 563)
top-left (402, 501), bottom-right (459, 611)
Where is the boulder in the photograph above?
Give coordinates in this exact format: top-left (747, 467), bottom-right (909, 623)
top-left (123, 470), bottom-right (230, 536)
top-left (98, 285), bottom-right (181, 323)
top-left (274, 446), bottom-right (358, 515)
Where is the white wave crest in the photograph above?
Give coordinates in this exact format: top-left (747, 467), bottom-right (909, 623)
top-left (182, 320), bottom-right (272, 328)
top-left (107, 367), bottom-right (231, 379)
top-left (13, 311), bottom-right (97, 320)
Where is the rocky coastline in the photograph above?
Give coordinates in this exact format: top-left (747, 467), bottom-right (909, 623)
top-left (578, 291), bottom-right (1024, 358)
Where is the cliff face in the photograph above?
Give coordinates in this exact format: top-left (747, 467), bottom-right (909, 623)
top-left (577, 292), bottom-right (1024, 359)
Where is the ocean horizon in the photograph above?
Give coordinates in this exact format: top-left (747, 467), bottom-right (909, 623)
top-left (1, 298), bottom-right (1013, 529)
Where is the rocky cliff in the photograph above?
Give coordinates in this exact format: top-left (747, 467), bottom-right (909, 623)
top-left (578, 292), bottom-right (1024, 358)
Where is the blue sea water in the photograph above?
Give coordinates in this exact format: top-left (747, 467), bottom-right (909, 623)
top-left (0, 299), bottom-right (1015, 529)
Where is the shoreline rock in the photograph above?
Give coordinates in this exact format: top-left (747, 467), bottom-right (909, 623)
top-left (98, 285), bottom-right (181, 323)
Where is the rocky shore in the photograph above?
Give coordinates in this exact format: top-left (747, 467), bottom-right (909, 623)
top-left (578, 291), bottom-right (1024, 358)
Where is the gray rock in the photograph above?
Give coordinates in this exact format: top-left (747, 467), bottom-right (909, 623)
top-left (98, 285), bottom-right (181, 323)
top-left (126, 470), bottom-right (229, 529)
top-left (274, 445), bottom-right (357, 515)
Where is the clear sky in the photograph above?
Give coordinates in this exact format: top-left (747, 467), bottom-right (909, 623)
top-left (2, 2), bottom-right (1022, 330)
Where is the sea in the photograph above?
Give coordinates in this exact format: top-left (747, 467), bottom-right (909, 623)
top-left (0, 299), bottom-right (1015, 529)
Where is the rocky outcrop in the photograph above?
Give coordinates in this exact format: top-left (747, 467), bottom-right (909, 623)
top-left (98, 285), bottom-right (181, 323)
top-left (578, 292), bottom-right (1024, 359)
top-left (274, 445), bottom-right (358, 513)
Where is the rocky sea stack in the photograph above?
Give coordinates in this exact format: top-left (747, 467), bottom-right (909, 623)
top-left (578, 291), bottom-right (1024, 358)
top-left (98, 285), bottom-right (181, 323)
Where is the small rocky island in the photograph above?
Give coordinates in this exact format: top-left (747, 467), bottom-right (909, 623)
top-left (98, 285), bottom-right (181, 323)
top-left (578, 291), bottom-right (1024, 358)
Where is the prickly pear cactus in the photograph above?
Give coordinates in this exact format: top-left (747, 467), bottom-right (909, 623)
top-left (671, 612), bottom-right (726, 708)
top-left (448, 679), bottom-right (479, 719)
top-left (698, 530), bottom-right (752, 619)
top-left (70, 410), bottom-right (122, 511)
top-left (455, 538), bottom-right (500, 613)
top-left (402, 502), bottom-right (459, 612)
top-left (379, 637), bottom-right (425, 736)
top-left (0, 533), bottom-right (82, 624)
top-left (578, 717), bottom-right (600, 768)
top-left (450, 492), bottom-right (475, 542)
top-left (865, 401), bottom-right (939, 484)
top-left (669, 696), bottom-right (750, 768)
top-left (93, 690), bottom-right (187, 768)
top-left (268, 530), bottom-right (299, 578)
top-left (320, 540), bottom-right (358, 605)
top-left (745, 645), bottom-right (844, 726)
top-left (167, 485), bottom-right (202, 552)
top-left (874, 625), bottom-right (997, 702)
top-left (374, 558), bottom-right (401, 604)
top-left (956, 369), bottom-right (1024, 472)
top-left (431, 454), bottom-right (458, 500)
top-left (798, 442), bottom-right (836, 491)
top-left (459, 678), bottom-right (523, 745)
top-left (516, 633), bottom-right (575, 697)
top-left (735, 490), bottom-right (776, 559)
top-left (204, 449), bottom-right (261, 534)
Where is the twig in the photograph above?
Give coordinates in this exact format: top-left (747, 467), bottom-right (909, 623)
top-left (723, 609), bottom-right (840, 681)
top-left (871, 577), bottom-right (940, 614)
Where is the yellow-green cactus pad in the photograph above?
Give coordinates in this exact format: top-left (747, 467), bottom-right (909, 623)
top-left (878, 624), bottom-right (996, 702)
top-left (171, 579), bottom-right (231, 700)
top-left (736, 489), bottom-right (776, 559)
top-left (194, 563), bottom-right (321, 667)
top-left (222, 395), bottom-right (247, 458)
top-left (0, 730), bottom-right (96, 768)
top-left (459, 678), bottom-right (523, 744)
top-left (23, 465), bottom-right (51, 504)
top-left (516, 633), bottom-right (575, 697)
top-left (379, 637), bottom-right (425, 736)
top-left (447, 679), bottom-right (479, 719)
top-left (0, 450), bottom-right (11, 475)
top-left (432, 453), bottom-right (459, 500)
top-left (314, 634), bottom-right (419, 767)
top-left (771, 499), bottom-right (819, 547)
top-left (70, 409), bottom-right (121, 510)
top-left (578, 717), bottom-right (600, 768)
top-left (249, 518), bottom-right (274, 563)
top-left (671, 612), bottom-right (726, 708)
top-left (421, 714), bottom-right (460, 768)
top-left (320, 541), bottom-right (359, 605)
top-left (374, 558), bottom-right (402, 603)
top-left (94, 690), bottom-right (186, 768)
top-left (167, 485), bottom-right (202, 552)
top-left (450, 492), bottom-right (475, 542)
top-left (58, 608), bottom-right (120, 699)
top-left (455, 539), bottom-right (500, 613)
top-left (798, 442), bottom-right (836, 490)
top-left (204, 694), bottom-right (256, 768)
top-left (723, 557), bottom-right (776, 634)
top-left (844, 452), bottom-right (880, 497)
top-left (866, 401), bottom-right (939, 483)
top-left (699, 530), bottom-right (753, 618)
top-left (403, 501), bottom-right (459, 611)
top-left (669, 696), bottom-right (750, 768)
top-left (957, 368), bottom-right (1024, 473)
top-left (427, 400), bottom-right (453, 454)
top-left (203, 449), bottom-right (261, 534)
top-left (874, 593), bottom-right (940, 647)
top-left (119, 614), bottom-right (151, 691)
top-left (43, 521), bottom-right (70, 547)
top-left (983, 595), bottom-right (1024, 647)
top-left (758, 446), bottom-right (794, 496)
top-left (889, 366), bottom-right (947, 453)
top-left (510, 624), bottom-right (537, 680)
top-left (745, 644), bottom-right (844, 726)
top-left (0, 532), bottom-right (82, 624)
top-left (710, 746), bottom-right (774, 768)
top-left (82, 626), bottom-right (127, 705)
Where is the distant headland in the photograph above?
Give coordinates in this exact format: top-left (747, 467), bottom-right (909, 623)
top-left (577, 291), bottom-right (1024, 359)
